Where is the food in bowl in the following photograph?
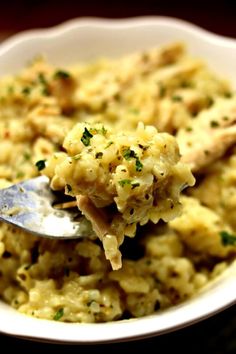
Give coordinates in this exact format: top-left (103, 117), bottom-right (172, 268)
top-left (0, 41), bottom-right (236, 323)
top-left (45, 121), bottom-right (194, 270)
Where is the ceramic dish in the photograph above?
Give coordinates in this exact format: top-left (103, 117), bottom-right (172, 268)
top-left (0, 16), bottom-right (236, 344)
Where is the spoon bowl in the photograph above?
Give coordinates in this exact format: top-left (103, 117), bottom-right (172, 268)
top-left (0, 176), bottom-right (94, 239)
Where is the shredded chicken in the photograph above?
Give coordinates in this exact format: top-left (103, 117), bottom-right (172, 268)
top-left (177, 97), bottom-right (236, 172)
top-left (77, 195), bottom-right (122, 269)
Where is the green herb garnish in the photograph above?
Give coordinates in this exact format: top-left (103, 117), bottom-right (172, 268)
top-left (54, 70), bottom-right (71, 79)
top-left (35, 159), bottom-right (46, 171)
top-left (207, 96), bottom-right (214, 107)
top-left (38, 73), bottom-right (50, 96)
top-left (158, 82), bottom-right (166, 98)
top-left (185, 126), bottom-right (193, 132)
top-left (181, 81), bottom-right (192, 88)
top-left (90, 126), bottom-right (107, 136)
top-left (100, 126), bottom-right (107, 136)
top-left (23, 152), bottom-right (31, 161)
top-left (119, 179), bottom-right (140, 189)
top-left (72, 154), bottom-right (81, 160)
top-left (53, 308), bottom-right (64, 321)
top-left (123, 148), bottom-right (136, 160)
top-left (119, 179), bottom-right (132, 187)
top-left (210, 120), bottom-right (219, 128)
top-left (22, 87), bottom-right (31, 95)
top-left (122, 147), bottom-right (143, 172)
top-left (129, 108), bottom-right (140, 114)
top-left (135, 159), bottom-right (143, 172)
top-left (16, 171), bottom-right (25, 178)
top-left (220, 231), bottom-right (236, 246)
top-left (7, 85), bottom-right (14, 94)
top-left (172, 95), bottom-right (182, 102)
top-left (38, 72), bottom-right (47, 85)
top-left (224, 92), bottom-right (232, 98)
top-left (81, 127), bottom-right (93, 146)
top-left (105, 141), bottom-right (114, 149)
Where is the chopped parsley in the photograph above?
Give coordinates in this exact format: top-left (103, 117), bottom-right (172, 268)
top-left (54, 70), bottom-right (71, 79)
top-left (123, 148), bottom-right (136, 160)
top-left (90, 126), bottom-right (107, 136)
top-left (81, 126), bottom-right (107, 147)
top-left (219, 231), bottom-right (236, 246)
top-left (181, 80), bottom-right (192, 88)
top-left (210, 120), bottom-right (219, 128)
top-left (22, 87), bottom-right (31, 95)
top-left (38, 73), bottom-right (50, 96)
top-left (172, 95), bottom-right (182, 102)
top-left (119, 179), bottom-right (140, 189)
top-left (119, 179), bottom-right (131, 187)
top-left (53, 308), bottom-right (64, 321)
top-left (7, 85), bottom-right (14, 94)
top-left (16, 171), bottom-right (25, 178)
top-left (185, 126), bottom-right (193, 132)
top-left (135, 159), bottom-right (143, 172)
top-left (129, 108), bottom-right (140, 114)
top-left (38, 72), bottom-right (47, 85)
top-left (224, 92), bottom-right (232, 98)
top-left (158, 82), bottom-right (166, 98)
top-left (81, 127), bottom-right (93, 146)
top-left (72, 154), bottom-right (81, 160)
top-left (100, 126), bottom-right (107, 136)
top-left (105, 141), bottom-right (114, 149)
top-left (122, 147), bottom-right (143, 172)
top-left (207, 96), bottom-right (214, 107)
top-left (23, 152), bottom-right (31, 161)
top-left (35, 159), bottom-right (46, 171)
top-left (42, 87), bottom-right (50, 96)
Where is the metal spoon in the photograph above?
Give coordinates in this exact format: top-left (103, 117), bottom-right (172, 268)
top-left (0, 176), bottom-right (94, 239)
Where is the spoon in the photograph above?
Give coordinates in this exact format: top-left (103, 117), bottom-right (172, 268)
top-left (0, 176), bottom-right (95, 239)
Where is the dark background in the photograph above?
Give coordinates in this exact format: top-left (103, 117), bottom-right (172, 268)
top-left (1, 1), bottom-right (236, 352)
top-left (0, 0), bottom-right (236, 39)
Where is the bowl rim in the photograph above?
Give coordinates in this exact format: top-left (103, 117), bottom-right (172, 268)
top-left (1, 16), bottom-right (236, 56)
top-left (0, 16), bottom-right (236, 344)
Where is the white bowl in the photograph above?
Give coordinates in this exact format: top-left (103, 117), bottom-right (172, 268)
top-left (0, 16), bottom-right (236, 344)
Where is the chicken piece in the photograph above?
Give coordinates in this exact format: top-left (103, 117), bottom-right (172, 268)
top-left (76, 195), bottom-right (123, 269)
top-left (20, 57), bottom-right (77, 113)
top-left (177, 97), bottom-right (236, 172)
top-left (44, 121), bottom-right (194, 269)
top-left (116, 42), bottom-right (185, 85)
